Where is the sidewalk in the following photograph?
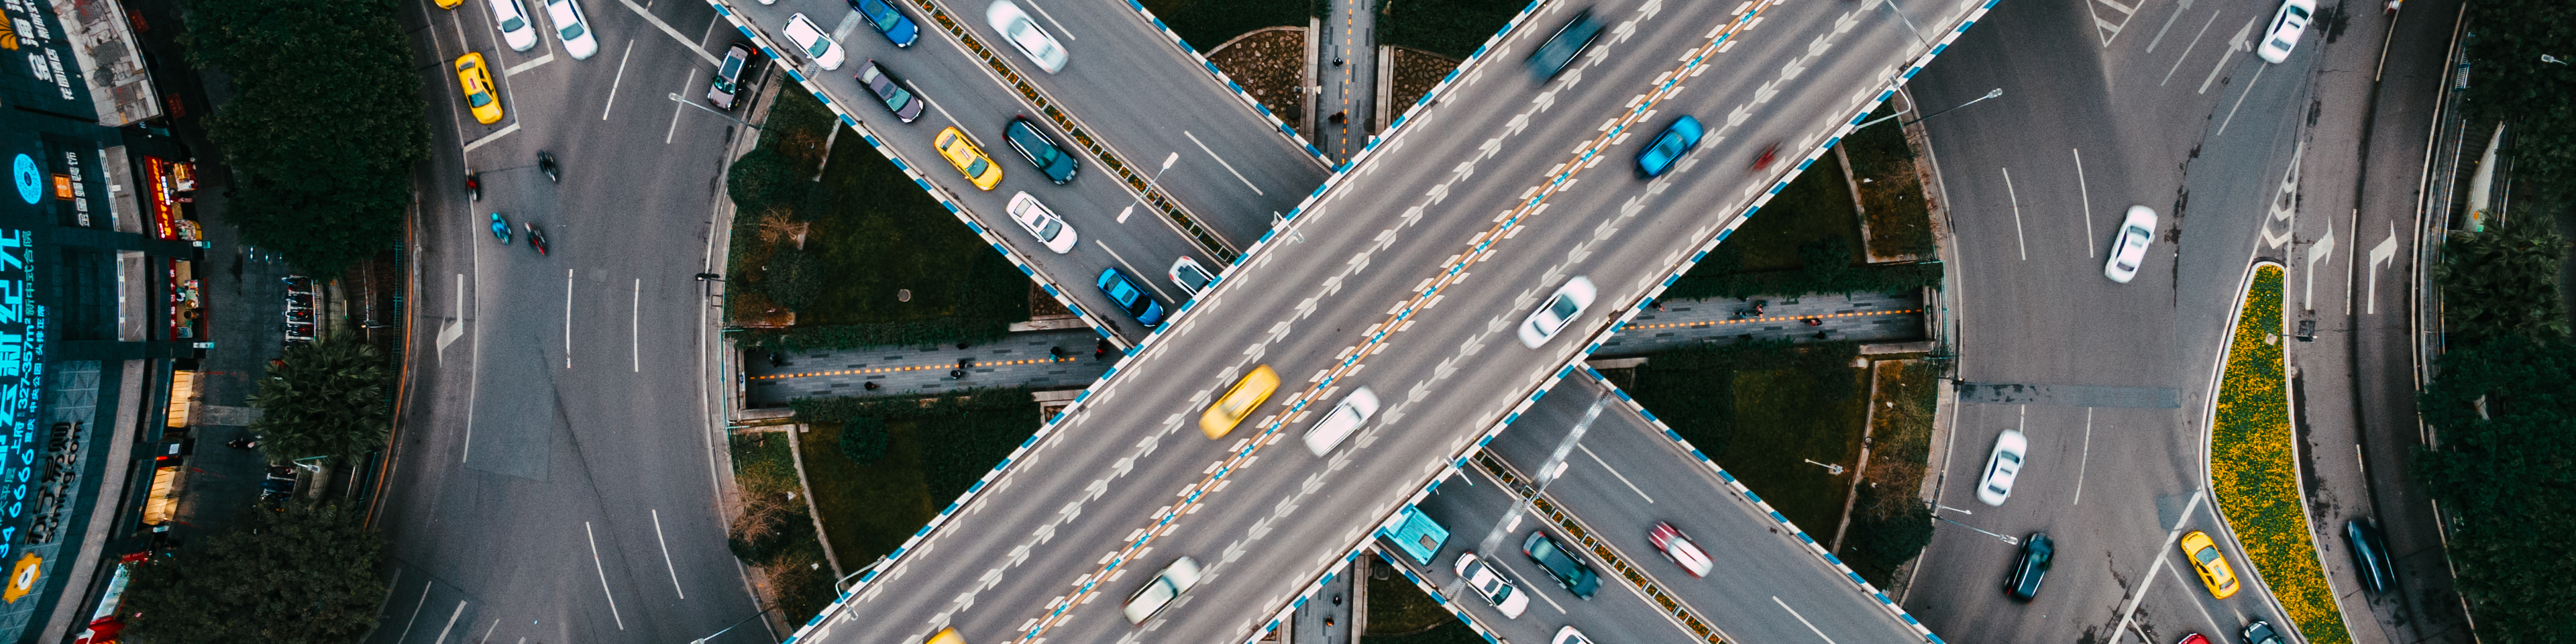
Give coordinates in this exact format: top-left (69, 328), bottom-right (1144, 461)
top-left (1597, 290), bottom-right (1927, 357)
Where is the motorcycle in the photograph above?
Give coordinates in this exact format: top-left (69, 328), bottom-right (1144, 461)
top-left (490, 213), bottom-right (513, 244)
top-left (524, 222), bottom-right (549, 256)
top-left (538, 152), bottom-right (559, 183)
top-left (466, 172), bottom-right (482, 201)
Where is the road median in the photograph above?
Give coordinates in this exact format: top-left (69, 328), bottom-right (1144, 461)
top-left (2209, 263), bottom-right (2351, 644)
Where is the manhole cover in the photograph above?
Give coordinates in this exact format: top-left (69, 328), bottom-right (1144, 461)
top-left (898, 289), bottom-right (912, 302)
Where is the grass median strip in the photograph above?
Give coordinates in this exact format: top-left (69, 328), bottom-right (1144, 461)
top-left (2210, 264), bottom-right (2351, 644)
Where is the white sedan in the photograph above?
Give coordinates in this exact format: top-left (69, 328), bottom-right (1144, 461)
top-left (986, 1), bottom-right (1067, 73)
top-left (1302, 386), bottom-right (1379, 456)
top-left (1518, 276), bottom-right (1597, 348)
top-left (1454, 552), bottom-right (1529, 618)
top-left (784, 13), bottom-right (847, 71)
top-left (2103, 205), bottom-right (2157, 283)
top-left (1120, 557), bottom-right (1202, 624)
top-left (484, 0), bottom-right (537, 52)
top-left (2255, 0), bottom-right (2314, 64)
top-left (1977, 429), bottom-right (2027, 506)
top-left (539, 0), bottom-right (596, 60)
top-left (1005, 192), bottom-right (1077, 253)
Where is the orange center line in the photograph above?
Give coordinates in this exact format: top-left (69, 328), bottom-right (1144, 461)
top-left (1626, 309), bottom-right (1922, 330)
top-left (749, 356), bottom-right (1083, 380)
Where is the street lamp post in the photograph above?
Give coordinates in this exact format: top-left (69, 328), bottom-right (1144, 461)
top-left (1855, 88), bottom-right (2002, 131)
top-left (1117, 152), bottom-right (1183, 223)
top-left (692, 607), bottom-right (776, 644)
top-left (668, 93), bottom-right (763, 130)
top-left (2544, 54), bottom-right (2570, 66)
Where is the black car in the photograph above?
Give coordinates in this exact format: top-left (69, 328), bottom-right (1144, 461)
top-left (2344, 519), bottom-right (2395, 595)
top-left (2241, 620), bottom-right (2284, 644)
top-left (1521, 531), bottom-right (1601, 598)
top-left (2005, 532), bottom-right (2053, 600)
top-left (1003, 117), bottom-right (1078, 184)
top-left (1525, 7), bottom-right (1603, 82)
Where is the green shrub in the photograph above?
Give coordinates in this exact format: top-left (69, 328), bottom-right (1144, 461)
top-left (2416, 335), bottom-right (2576, 644)
top-left (792, 388), bottom-right (1041, 501)
top-left (763, 246), bottom-right (824, 312)
top-left (727, 147), bottom-right (804, 217)
top-left (841, 417), bottom-right (891, 465)
top-left (1379, 0), bottom-right (1531, 60)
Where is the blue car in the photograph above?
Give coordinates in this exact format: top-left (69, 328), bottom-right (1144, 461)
top-left (1525, 8), bottom-right (1602, 82)
top-left (848, 0), bottom-right (919, 47)
top-left (1635, 115), bottom-right (1703, 178)
top-left (1097, 268), bottom-right (1167, 327)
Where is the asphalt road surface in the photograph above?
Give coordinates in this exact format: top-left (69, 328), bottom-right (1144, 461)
top-left (714, 0), bottom-right (1332, 341)
top-left (372, 0), bottom-right (771, 643)
top-left (800, 0), bottom-right (1990, 643)
top-left (1902, 0), bottom-right (2469, 643)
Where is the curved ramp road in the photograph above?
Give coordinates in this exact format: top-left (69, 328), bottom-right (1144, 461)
top-left (790, 0), bottom-right (1992, 643)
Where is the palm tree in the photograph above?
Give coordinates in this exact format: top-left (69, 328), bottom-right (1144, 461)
top-left (248, 339), bottom-right (393, 468)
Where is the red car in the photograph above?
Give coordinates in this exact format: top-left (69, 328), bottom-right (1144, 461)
top-left (1649, 522), bottom-right (1713, 577)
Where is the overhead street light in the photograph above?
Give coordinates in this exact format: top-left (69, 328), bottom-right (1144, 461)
top-left (1854, 87), bottom-right (2002, 131)
top-left (692, 607), bottom-right (777, 644)
top-left (2544, 54), bottom-right (2570, 66)
top-left (1117, 152), bottom-right (1183, 223)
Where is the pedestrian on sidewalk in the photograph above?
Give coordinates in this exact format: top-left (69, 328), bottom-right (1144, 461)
top-left (1332, 57), bottom-right (1344, 66)
top-left (225, 437), bottom-right (258, 450)
top-left (1330, 111), bottom-right (1348, 125)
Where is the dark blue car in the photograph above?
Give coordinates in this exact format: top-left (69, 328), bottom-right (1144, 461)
top-left (849, 0), bottom-right (919, 47)
top-left (1097, 268), bottom-right (1167, 327)
top-left (1635, 115), bottom-right (1704, 178)
top-left (1525, 8), bottom-right (1603, 82)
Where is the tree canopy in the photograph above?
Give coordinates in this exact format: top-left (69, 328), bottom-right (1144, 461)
top-left (2433, 215), bottom-right (2569, 342)
top-left (250, 339), bottom-right (393, 464)
top-left (2415, 337), bottom-right (2576, 644)
top-left (119, 502), bottom-right (388, 644)
top-left (179, 0), bottom-right (429, 276)
top-left (2461, 0), bottom-right (2576, 204)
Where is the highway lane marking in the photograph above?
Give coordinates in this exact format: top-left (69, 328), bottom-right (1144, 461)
top-left (476, 619), bottom-right (500, 644)
top-left (630, 278), bottom-right (641, 372)
top-left (1772, 596), bottom-right (1841, 644)
top-left (2213, 61), bottom-right (2266, 136)
top-left (2086, 0), bottom-right (2142, 47)
top-left (2075, 148), bottom-right (2094, 257)
top-left (2143, 0), bottom-right (2194, 52)
top-left (1019, 0), bottom-right (1077, 41)
top-left (432, 600), bottom-right (468, 644)
top-left (1575, 442), bottom-right (1655, 503)
top-left (1002, 0), bottom-right (1797, 639)
top-left (609, 0), bottom-right (721, 66)
top-left (2073, 408), bottom-right (2093, 506)
top-left (2002, 167), bottom-right (2027, 260)
top-left (439, 273), bottom-right (468, 359)
top-left (652, 508), bottom-right (685, 598)
top-left (392, 577), bottom-right (431, 644)
top-left (2162, 549), bottom-right (2229, 633)
top-left (584, 521), bottom-right (627, 629)
top-left (602, 40), bottom-right (636, 121)
top-left (2110, 490), bottom-right (2206, 641)
top-left (564, 269), bottom-right (575, 369)
top-left (663, 67), bottom-right (698, 144)
top-left (1183, 130), bottom-right (1263, 195)
top-left (505, 52), bottom-right (556, 76)
top-left (2159, 9), bottom-right (2221, 87)
top-left (1472, 449), bottom-right (1727, 643)
top-left (461, 123), bottom-right (523, 154)
top-left (2198, 15), bottom-right (2259, 95)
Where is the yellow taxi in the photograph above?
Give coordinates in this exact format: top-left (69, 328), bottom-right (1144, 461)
top-left (453, 53), bottom-right (503, 125)
top-left (924, 628), bottom-right (964, 644)
top-left (436, 0), bottom-right (462, 8)
top-left (934, 127), bottom-right (1004, 191)
top-left (1199, 364), bottom-right (1280, 439)
top-left (2179, 531), bottom-right (2240, 599)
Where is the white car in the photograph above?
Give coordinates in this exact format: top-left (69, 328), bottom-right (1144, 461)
top-left (1169, 256), bottom-right (1214, 297)
top-left (1553, 627), bottom-right (1595, 644)
top-left (1005, 192), bottom-right (1077, 253)
top-left (1302, 386), bottom-right (1379, 456)
top-left (784, 13), bottom-right (847, 71)
top-left (539, 0), bottom-right (597, 60)
top-left (1517, 276), bottom-right (1597, 348)
top-left (986, 1), bottom-right (1067, 73)
top-left (2103, 205), bottom-right (2157, 283)
top-left (1648, 521), bottom-right (1713, 577)
top-left (1977, 429), bottom-right (2027, 506)
top-left (485, 0), bottom-right (537, 52)
top-left (1454, 552), bottom-right (1529, 619)
top-left (1120, 557), bottom-right (1202, 624)
top-left (2255, 0), bottom-right (2314, 64)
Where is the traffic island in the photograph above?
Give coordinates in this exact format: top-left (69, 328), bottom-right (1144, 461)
top-left (2209, 264), bottom-right (2351, 644)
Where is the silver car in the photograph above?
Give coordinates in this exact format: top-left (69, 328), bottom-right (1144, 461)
top-left (1121, 557), bottom-right (1202, 624)
top-left (2102, 205), bottom-right (2156, 283)
top-left (1518, 276), bottom-right (1597, 348)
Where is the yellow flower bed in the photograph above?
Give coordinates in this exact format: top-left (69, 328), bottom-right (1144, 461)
top-left (2210, 265), bottom-right (2351, 644)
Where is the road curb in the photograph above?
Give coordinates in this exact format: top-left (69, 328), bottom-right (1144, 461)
top-left (697, 0), bottom-right (1132, 350)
